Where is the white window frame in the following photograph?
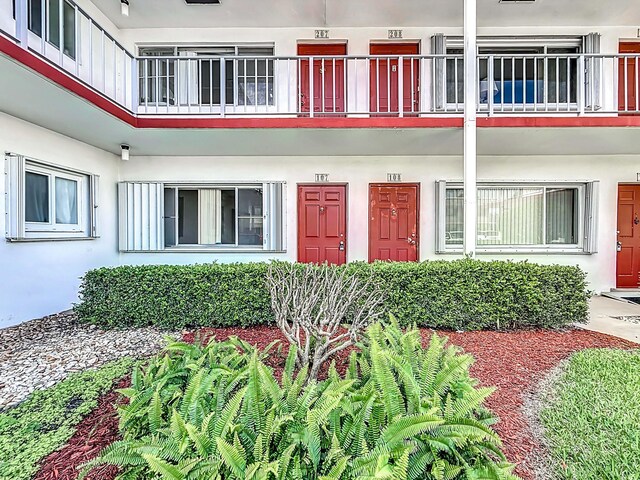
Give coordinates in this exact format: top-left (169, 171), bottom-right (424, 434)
top-left (24, 162), bottom-right (85, 233)
top-left (137, 44), bottom-right (276, 109)
top-left (117, 181), bottom-right (285, 253)
top-left (167, 183), bottom-right (265, 250)
top-left (5, 153), bottom-right (99, 241)
top-left (436, 180), bottom-right (598, 254)
top-left (438, 35), bottom-right (590, 112)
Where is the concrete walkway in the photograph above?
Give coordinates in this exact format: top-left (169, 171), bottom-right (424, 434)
top-left (582, 295), bottom-right (640, 344)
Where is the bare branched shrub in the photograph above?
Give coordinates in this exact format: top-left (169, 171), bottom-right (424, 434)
top-left (267, 262), bottom-right (385, 380)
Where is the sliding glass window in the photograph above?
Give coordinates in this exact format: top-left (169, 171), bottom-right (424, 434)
top-left (165, 186), bottom-right (264, 248)
top-left (443, 183), bottom-right (584, 250)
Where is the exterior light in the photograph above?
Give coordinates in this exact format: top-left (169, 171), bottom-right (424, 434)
top-left (121, 144), bottom-right (130, 161)
top-left (121, 0), bottom-right (130, 16)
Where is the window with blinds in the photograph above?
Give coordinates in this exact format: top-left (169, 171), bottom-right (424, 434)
top-left (436, 181), bottom-right (598, 253)
top-left (118, 181), bottom-right (285, 252)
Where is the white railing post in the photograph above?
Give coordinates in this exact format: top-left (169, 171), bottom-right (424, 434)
top-left (578, 55), bottom-right (586, 115)
top-left (131, 56), bottom-right (139, 112)
top-left (398, 56), bottom-right (404, 117)
top-left (15, 0), bottom-right (28, 47)
top-left (309, 57), bottom-right (315, 118)
top-left (463, 0), bottom-right (477, 258)
top-left (488, 55), bottom-right (494, 116)
top-left (59, 0), bottom-right (64, 65)
top-left (220, 58), bottom-right (226, 117)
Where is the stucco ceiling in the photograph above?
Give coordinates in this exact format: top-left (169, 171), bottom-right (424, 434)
top-left (92, 0), bottom-right (640, 29)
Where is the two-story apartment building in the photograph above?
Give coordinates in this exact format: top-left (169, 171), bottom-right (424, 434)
top-left (2, 0), bottom-right (640, 327)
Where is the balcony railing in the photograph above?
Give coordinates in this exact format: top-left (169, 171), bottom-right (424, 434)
top-left (2, 0), bottom-right (135, 110)
top-left (136, 55), bottom-right (455, 116)
top-left (136, 53), bottom-right (640, 117)
top-left (2, 2), bottom-right (640, 119)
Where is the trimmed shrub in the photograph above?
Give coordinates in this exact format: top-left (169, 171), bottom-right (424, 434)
top-left (75, 259), bottom-right (589, 331)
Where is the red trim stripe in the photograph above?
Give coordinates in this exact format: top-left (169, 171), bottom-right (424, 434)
top-left (4, 35), bottom-right (640, 130)
top-left (0, 35), bottom-right (137, 127)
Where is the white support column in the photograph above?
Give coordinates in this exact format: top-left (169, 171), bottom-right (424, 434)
top-left (463, 0), bottom-right (477, 257)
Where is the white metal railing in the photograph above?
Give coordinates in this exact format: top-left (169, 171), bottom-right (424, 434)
top-left (469, 53), bottom-right (640, 115)
top-left (2, 0), bottom-right (135, 110)
top-left (136, 53), bottom-right (640, 117)
top-left (136, 55), bottom-right (461, 116)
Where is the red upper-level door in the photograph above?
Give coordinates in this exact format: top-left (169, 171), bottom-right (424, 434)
top-left (298, 185), bottom-right (347, 265)
top-left (619, 42), bottom-right (640, 113)
top-left (370, 43), bottom-right (420, 116)
top-left (369, 184), bottom-right (419, 262)
top-left (298, 44), bottom-right (347, 115)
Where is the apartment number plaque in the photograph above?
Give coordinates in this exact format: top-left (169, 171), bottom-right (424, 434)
top-left (388, 30), bottom-right (403, 39)
top-left (387, 173), bottom-right (402, 182)
top-left (315, 30), bottom-right (329, 39)
top-left (315, 173), bottom-right (330, 182)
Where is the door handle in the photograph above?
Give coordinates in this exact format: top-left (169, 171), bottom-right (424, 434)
top-left (339, 241), bottom-right (345, 251)
top-left (407, 237), bottom-right (416, 246)
top-left (617, 241), bottom-right (623, 252)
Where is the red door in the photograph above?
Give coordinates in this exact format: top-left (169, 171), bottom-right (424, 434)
top-left (298, 185), bottom-right (347, 265)
top-left (298, 44), bottom-right (346, 115)
top-left (370, 43), bottom-right (420, 115)
top-left (617, 185), bottom-right (640, 287)
top-left (369, 184), bottom-right (419, 262)
top-left (618, 43), bottom-right (640, 113)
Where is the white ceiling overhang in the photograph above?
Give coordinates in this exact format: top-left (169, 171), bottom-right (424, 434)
top-left (91, 0), bottom-right (640, 30)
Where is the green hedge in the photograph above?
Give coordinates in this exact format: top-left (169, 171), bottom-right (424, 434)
top-left (75, 259), bottom-right (590, 331)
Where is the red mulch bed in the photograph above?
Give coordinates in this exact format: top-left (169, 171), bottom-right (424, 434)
top-left (33, 378), bottom-right (130, 480)
top-left (34, 327), bottom-right (637, 480)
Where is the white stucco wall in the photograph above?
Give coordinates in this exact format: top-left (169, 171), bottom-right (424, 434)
top-left (0, 113), bottom-right (120, 328)
top-left (117, 152), bottom-right (640, 295)
top-left (0, 110), bottom-right (637, 326)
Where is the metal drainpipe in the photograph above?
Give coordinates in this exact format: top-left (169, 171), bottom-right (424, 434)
top-left (463, 0), bottom-right (478, 257)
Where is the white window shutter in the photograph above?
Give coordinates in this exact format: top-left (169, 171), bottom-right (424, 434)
top-left (4, 154), bottom-right (25, 241)
top-left (584, 181), bottom-right (599, 254)
top-left (118, 182), bottom-right (165, 251)
top-left (431, 34), bottom-right (446, 111)
top-left (263, 182), bottom-right (286, 251)
top-left (90, 174), bottom-right (100, 238)
top-left (435, 180), bottom-right (448, 253)
top-left (584, 32), bottom-right (601, 110)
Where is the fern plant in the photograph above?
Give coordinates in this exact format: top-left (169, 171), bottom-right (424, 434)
top-left (82, 321), bottom-right (520, 480)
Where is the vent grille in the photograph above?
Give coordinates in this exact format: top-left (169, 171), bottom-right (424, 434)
top-left (184, 0), bottom-right (221, 4)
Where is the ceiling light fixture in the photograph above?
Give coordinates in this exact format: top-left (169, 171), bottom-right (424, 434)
top-left (121, 0), bottom-right (129, 16)
top-left (120, 144), bottom-right (130, 161)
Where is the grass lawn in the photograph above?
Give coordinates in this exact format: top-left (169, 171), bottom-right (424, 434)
top-left (0, 358), bottom-right (136, 480)
top-left (541, 348), bottom-right (640, 480)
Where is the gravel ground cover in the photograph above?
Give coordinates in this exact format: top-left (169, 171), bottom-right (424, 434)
top-left (0, 312), bottom-right (168, 411)
top-left (32, 326), bottom-right (638, 480)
